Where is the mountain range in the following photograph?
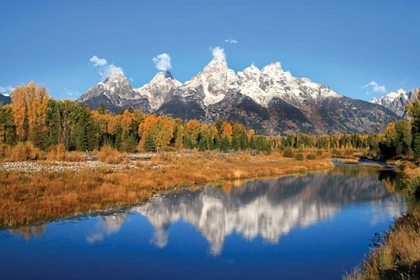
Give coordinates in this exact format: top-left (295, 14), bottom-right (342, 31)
top-left (76, 58), bottom-right (402, 135)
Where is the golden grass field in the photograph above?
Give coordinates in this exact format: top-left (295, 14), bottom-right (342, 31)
top-left (0, 150), bottom-right (334, 228)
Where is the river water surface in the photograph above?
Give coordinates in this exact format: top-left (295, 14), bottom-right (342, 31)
top-left (0, 165), bottom-right (408, 279)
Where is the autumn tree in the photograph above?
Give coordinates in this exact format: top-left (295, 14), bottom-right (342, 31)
top-left (10, 82), bottom-right (50, 148)
top-left (185, 119), bottom-right (201, 148)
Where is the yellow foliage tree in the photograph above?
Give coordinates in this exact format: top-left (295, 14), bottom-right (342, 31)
top-left (221, 122), bottom-right (233, 142)
top-left (11, 82), bottom-right (50, 148)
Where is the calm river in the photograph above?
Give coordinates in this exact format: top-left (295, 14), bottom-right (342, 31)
top-left (0, 164), bottom-right (408, 279)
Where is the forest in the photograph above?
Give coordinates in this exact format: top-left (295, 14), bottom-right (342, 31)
top-left (2, 81), bottom-right (416, 159)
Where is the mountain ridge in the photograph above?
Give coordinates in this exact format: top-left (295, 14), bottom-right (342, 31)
top-left (77, 59), bottom-right (401, 135)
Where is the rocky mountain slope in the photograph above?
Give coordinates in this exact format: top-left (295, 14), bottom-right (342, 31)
top-left (77, 60), bottom-right (400, 135)
top-left (370, 88), bottom-right (419, 118)
top-left (77, 70), bottom-right (150, 113)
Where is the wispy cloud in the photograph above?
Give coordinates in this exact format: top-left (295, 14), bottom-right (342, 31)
top-left (89, 56), bottom-right (123, 80)
top-left (210, 46), bottom-right (225, 60)
top-left (153, 53), bottom-right (172, 72)
top-left (362, 81), bottom-right (386, 93)
top-left (0, 85), bottom-right (15, 95)
top-left (224, 39), bottom-right (238, 44)
top-left (90, 55), bottom-right (107, 67)
top-left (99, 64), bottom-right (123, 80)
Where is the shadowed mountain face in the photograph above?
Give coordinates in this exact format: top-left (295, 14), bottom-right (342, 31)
top-left (133, 167), bottom-right (406, 255)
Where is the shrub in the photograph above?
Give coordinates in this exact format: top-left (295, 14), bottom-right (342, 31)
top-left (97, 145), bottom-right (122, 164)
top-left (316, 150), bottom-right (323, 156)
top-left (306, 154), bottom-right (316, 160)
top-left (65, 152), bottom-right (85, 162)
top-left (344, 150), bottom-right (353, 156)
top-left (295, 153), bottom-right (304, 161)
top-left (332, 149), bottom-right (342, 157)
top-left (11, 142), bottom-right (43, 161)
top-left (46, 144), bottom-right (67, 161)
top-left (283, 148), bottom-right (295, 158)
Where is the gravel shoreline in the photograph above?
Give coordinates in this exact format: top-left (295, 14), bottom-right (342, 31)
top-left (0, 161), bottom-right (140, 173)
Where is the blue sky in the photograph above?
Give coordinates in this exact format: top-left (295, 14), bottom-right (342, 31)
top-left (0, 0), bottom-right (419, 101)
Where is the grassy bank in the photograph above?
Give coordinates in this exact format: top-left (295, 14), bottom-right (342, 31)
top-left (0, 151), bottom-right (334, 228)
top-left (344, 166), bottom-right (420, 280)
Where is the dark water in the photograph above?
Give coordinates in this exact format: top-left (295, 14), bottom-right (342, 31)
top-left (0, 165), bottom-right (407, 280)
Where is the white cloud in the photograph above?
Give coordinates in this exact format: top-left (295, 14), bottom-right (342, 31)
top-left (90, 55), bottom-right (107, 67)
top-left (0, 85), bottom-right (15, 94)
top-left (362, 81), bottom-right (386, 93)
top-left (153, 53), bottom-right (172, 72)
top-left (211, 46), bottom-right (225, 60)
top-left (89, 56), bottom-right (123, 80)
top-left (224, 39), bottom-right (238, 44)
top-left (99, 64), bottom-right (123, 80)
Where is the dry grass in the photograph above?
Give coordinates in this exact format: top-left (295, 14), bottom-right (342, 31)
top-left (0, 151), bottom-right (334, 227)
top-left (97, 145), bottom-right (123, 164)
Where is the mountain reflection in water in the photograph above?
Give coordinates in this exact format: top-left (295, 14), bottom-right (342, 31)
top-left (129, 166), bottom-right (406, 255)
top-left (2, 165), bottom-right (409, 280)
top-left (10, 166), bottom-right (406, 257)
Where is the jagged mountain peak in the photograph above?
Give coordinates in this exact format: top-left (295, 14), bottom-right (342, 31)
top-left (177, 57), bottom-right (237, 106)
top-left (148, 70), bottom-right (179, 84)
top-left (241, 64), bottom-right (260, 76)
top-left (262, 62), bottom-right (283, 72)
top-left (136, 71), bottom-right (181, 111)
top-left (370, 88), bottom-right (419, 118)
top-left (77, 69), bottom-right (150, 113)
top-left (103, 70), bottom-right (126, 82)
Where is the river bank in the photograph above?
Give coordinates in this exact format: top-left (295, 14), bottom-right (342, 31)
top-left (0, 151), bottom-right (334, 228)
top-left (344, 164), bottom-right (420, 280)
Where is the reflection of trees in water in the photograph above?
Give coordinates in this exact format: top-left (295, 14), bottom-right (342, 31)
top-left (9, 224), bottom-right (46, 240)
top-left (135, 168), bottom-right (407, 255)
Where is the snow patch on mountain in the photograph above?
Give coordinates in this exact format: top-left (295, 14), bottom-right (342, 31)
top-left (136, 71), bottom-right (181, 110)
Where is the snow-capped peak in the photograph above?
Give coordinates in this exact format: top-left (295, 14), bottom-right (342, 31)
top-left (103, 70), bottom-right (125, 82)
top-left (136, 71), bottom-right (181, 110)
top-left (370, 88), bottom-right (408, 105)
top-left (178, 58), bottom-right (237, 106)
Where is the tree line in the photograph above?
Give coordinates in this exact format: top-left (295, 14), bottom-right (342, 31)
top-left (0, 82), bottom-right (386, 155)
